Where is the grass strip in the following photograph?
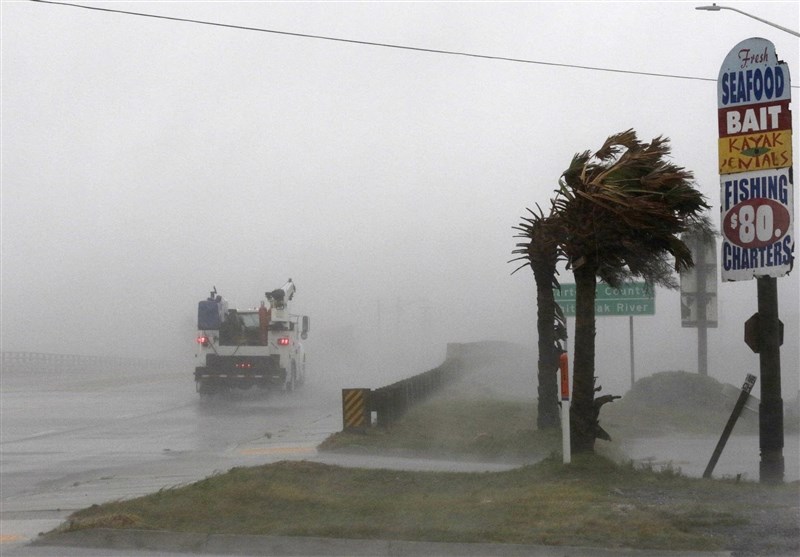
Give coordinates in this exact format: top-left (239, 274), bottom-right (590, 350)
top-left (320, 395), bottom-right (558, 461)
top-left (55, 454), bottom-right (796, 552)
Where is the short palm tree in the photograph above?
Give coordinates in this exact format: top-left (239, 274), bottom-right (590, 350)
top-left (512, 206), bottom-right (567, 429)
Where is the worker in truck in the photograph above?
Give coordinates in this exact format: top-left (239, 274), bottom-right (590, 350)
top-left (219, 310), bottom-right (242, 345)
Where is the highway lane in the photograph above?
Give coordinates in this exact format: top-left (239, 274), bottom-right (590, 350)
top-left (1, 359), bottom-right (518, 555)
top-left (0, 362), bottom-right (344, 552)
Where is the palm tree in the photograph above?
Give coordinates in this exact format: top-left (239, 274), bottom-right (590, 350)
top-left (512, 206), bottom-right (567, 429)
top-left (554, 130), bottom-right (710, 453)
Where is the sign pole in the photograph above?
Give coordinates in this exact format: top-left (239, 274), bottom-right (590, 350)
top-left (696, 238), bottom-right (709, 375)
top-left (629, 315), bottom-right (635, 388)
top-left (757, 276), bottom-right (784, 483)
top-left (704, 374), bottom-right (757, 478)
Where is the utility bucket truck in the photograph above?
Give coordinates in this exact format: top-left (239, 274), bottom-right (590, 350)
top-left (194, 280), bottom-right (309, 396)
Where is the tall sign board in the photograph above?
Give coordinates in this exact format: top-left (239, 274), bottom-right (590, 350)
top-left (680, 235), bottom-right (718, 328)
top-left (717, 38), bottom-right (794, 281)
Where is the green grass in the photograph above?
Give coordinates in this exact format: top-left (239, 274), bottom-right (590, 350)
top-left (57, 454), bottom-right (787, 552)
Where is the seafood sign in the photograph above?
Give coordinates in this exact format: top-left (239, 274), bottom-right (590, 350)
top-left (717, 38), bottom-right (794, 281)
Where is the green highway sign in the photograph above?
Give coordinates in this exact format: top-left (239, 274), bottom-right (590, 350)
top-left (553, 282), bottom-right (655, 317)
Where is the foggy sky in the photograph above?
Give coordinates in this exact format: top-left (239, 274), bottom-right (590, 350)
top-left (2, 1), bottom-right (798, 397)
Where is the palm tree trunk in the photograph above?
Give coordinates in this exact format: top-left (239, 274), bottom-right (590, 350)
top-left (534, 266), bottom-right (559, 429)
top-left (571, 263), bottom-right (597, 453)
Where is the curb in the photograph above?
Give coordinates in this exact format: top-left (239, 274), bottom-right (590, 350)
top-left (32, 529), bottom-right (734, 556)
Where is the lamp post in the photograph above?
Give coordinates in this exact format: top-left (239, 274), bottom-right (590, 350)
top-left (696, 3), bottom-right (800, 37)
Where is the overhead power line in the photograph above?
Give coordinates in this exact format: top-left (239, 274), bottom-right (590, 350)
top-left (29, 0), bottom-right (796, 89)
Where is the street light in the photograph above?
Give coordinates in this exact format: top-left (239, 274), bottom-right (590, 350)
top-left (696, 3), bottom-right (800, 37)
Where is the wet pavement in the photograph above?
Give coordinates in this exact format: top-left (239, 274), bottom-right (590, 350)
top-left (0, 362), bottom-right (524, 555)
top-left (0, 363), bottom-right (339, 552)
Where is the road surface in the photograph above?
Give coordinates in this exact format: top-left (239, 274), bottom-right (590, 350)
top-left (0, 359), bottom-right (517, 555)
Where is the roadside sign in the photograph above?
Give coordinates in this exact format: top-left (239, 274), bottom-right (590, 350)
top-left (559, 352), bottom-right (570, 401)
top-left (553, 282), bottom-right (655, 317)
top-left (744, 313), bottom-right (784, 353)
top-left (342, 388), bottom-right (369, 431)
top-left (680, 234), bottom-right (719, 328)
top-left (717, 37), bottom-right (794, 281)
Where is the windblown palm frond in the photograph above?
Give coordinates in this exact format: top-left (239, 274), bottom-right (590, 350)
top-left (555, 129), bottom-right (709, 288)
top-left (510, 203), bottom-right (566, 287)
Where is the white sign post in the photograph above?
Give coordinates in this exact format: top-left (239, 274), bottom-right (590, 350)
top-left (559, 351), bottom-right (571, 464)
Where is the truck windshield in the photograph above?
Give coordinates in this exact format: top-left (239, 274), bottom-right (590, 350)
top-left (238, 313), bottom-right (260, 328)
top-left (219, 312), bottom-right (261, 346)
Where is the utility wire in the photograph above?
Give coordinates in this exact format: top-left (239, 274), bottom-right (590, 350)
top-left (29, 0), bottom-right (730, 85)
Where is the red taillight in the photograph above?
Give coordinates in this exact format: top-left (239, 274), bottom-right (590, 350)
top-left (196, 335), bottom-right (209, 347)
top-left (278, 337), bottom-right (290, 346)
top-left (235, 362), bottom-right (253, 369)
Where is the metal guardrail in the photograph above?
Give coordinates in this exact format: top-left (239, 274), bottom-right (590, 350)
top-left (341, 344), bottom-right (466, 431)
top-left (370, 358), bottom-right (462, 428)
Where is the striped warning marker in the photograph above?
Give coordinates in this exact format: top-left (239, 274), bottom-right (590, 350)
top-left (342, 388), bottom-right (369, 430)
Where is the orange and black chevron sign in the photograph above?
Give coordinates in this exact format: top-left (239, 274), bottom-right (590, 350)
top-left (342, 388), bottom-right (369, 430)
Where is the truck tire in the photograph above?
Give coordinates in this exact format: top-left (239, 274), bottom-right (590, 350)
top-left (198, 380), bottom-right (214, 397)
top-left (198, 379), bottom-right (228, 397)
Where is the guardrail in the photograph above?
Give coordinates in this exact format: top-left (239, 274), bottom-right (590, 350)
top-left (341, 343), bottom-right (466, 431)
top-left (0, 351), bottom-right (178, 373)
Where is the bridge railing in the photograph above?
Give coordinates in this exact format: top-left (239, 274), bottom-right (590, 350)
top-left (341, 343), bottom-right (469, 431)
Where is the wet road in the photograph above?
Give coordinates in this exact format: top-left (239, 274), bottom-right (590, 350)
top-left (0, 361), bottom-right (517, 554)
top-left (0, 362), bottom-right (345, 551)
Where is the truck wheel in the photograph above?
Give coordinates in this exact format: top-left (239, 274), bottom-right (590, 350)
top-left (198, 380), bottom-right (214, 397)
top-left (198, 380), bottom-right (228, 398)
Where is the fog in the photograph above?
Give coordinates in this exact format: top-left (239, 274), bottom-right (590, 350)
top-left (2, 1), bottom-right (798, 399)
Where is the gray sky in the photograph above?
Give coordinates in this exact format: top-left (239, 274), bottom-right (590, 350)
top-left (2, 0), bottom-right (798, 396)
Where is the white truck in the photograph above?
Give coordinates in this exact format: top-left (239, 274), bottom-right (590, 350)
top-left (193, 280), bottom-right (309, 396)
